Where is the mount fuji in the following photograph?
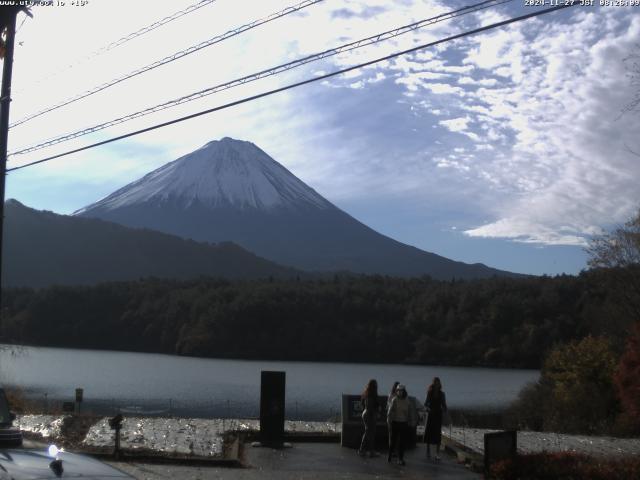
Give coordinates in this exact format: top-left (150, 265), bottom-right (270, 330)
top-left (75, 137), bottom-right (511, 279)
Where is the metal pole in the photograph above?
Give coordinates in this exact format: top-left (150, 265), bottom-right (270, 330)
top-left (0, 8), bottom-right (18, 317)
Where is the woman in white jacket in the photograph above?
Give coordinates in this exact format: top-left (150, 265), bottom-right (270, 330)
top-left (386, 384), bottom-right (417, 465)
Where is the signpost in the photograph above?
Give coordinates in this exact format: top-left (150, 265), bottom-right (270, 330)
top-left (75, 388), bottom-right (83, 414)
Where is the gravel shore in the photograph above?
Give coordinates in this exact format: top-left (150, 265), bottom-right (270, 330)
top-left (447, 426), bottom-right (640, 457)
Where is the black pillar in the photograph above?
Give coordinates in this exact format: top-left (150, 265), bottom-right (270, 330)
top-left (260, 370), bottom-right (285, 447)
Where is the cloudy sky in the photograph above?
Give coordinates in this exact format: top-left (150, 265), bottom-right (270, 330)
top-left (5, 0), bottom-right (640, 275)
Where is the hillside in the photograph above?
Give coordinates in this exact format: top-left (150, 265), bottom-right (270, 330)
top-left (2, 199), bottom-right (299, 287)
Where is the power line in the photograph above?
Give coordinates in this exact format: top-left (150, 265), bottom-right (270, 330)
top-left (9, 0), bottom-right (512, 157)
top-left (88, 0), bottom-right (219, 56)
top-left (7, 3), bottom-right (577, 173)
top-left (19, 0), bottom-right (219, 92)
top-left (9, 0), bottom-right (323, 129)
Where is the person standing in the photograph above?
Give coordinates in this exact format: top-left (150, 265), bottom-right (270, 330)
top-left (424, 377), bottom-right (447, 460)
top-left (358, 379), bottom-right (379, 458)
top-left (387, 381), bottom-right (399, 457)
top-left (386, 384), bottom-right (417, 465)
top-left (388, 381), bottom-right (399, 405)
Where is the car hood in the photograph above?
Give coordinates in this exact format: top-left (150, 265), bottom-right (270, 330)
top-left (0, 449), bottom-right (133, 479)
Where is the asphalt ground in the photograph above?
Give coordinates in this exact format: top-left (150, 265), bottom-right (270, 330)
top-left (105, 442), bottom-right (482, 479)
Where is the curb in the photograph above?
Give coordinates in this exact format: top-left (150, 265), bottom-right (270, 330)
top-left (442, 435), bottom-right (484, 472)
top-left (88, 445), bottom-right (242, 468)
top-left (242, 431), bottom-right (340, 444)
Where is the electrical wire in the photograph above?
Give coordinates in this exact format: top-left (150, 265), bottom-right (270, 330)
top-left (9, 0), bottom-right (323, 129)
top-left (14, 0), bottom-right (219, 93)
top-left (9, 0), bottom-right (513, 157)
top-left (89, 0), bottom-right (219, 56)
top-left (7, 3), bottom-right (578, 173)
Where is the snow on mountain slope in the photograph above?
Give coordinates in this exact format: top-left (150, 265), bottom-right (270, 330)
top-left (75, 138), bottom-right (330, 214)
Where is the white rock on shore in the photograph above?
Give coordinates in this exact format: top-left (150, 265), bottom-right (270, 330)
top-left (82, 417), bottom-right (342, 458)
top-left (14, 415), bottom-right (67, 439)
top-left (83, 417), bottom-right (225, 457)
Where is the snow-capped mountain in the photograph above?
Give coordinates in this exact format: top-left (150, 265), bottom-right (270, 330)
top-left (76, 137), bottom-right (512, 279)
top-left (75, 138), bottom-right (330, 213)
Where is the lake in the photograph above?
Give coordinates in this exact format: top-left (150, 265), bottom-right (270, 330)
top-left (0, 345), bottom-right (539, 420)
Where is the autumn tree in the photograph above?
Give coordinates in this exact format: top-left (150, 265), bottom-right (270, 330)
top-left (587, 209), bottom-right (640, 319)
top-left (588, 209), bottom-right (640, 430)
top-left (614, 322), bottom-right (640, 431)
top-left (542, 336), bottom-right (619, 433)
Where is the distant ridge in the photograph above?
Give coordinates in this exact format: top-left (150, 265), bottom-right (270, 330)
top-left (76, 137), bottom-right (517, 280)
top-left (2, 199), bottom-right (299, 288)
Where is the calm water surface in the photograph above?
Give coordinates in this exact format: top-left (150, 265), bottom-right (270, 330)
top-left (0, 345), bottom-right (539, 420)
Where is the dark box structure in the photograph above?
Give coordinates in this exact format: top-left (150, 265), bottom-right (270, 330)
top-left (484, 430), bottom-right (517, 474)
top-left (260, 370), bottom-right (286, 447)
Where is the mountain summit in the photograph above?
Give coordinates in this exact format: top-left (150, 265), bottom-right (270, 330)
top-left (75, 138), bottom-right (330, 214)
top-left (76, 138), bottom-right (512, 279)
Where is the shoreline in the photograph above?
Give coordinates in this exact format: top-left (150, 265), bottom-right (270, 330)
top-left (0, 342), bottom-right (542, 371)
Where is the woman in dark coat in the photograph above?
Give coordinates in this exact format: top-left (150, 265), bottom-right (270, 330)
top-left (358, 379), bottom-right (379, 457)
top-left (424, 377), bottom-right (447, 460)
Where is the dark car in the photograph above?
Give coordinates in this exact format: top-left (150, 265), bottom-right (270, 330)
top-left (0, 388), bottom-right (133, 478)
top-left (0, 448), bottom-right (135, 479)
top-left (0, 387), bottom-right (22, 446)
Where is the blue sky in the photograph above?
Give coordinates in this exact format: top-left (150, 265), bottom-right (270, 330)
top-left (5, 0), bottom-right (640, 275)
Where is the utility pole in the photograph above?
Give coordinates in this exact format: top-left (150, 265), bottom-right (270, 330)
top-left (0, 6), bottom-right (20, 317)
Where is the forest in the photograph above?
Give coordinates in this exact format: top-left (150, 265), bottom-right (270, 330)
top-left (0, 268), bottom-right (633, 369)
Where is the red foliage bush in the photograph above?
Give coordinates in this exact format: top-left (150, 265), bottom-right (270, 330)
top-left (490, 452), bottom-right (640, 480)
top-left (614, 321), bottom-right (640, 429)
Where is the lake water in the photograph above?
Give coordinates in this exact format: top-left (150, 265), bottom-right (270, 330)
top-left (0, 345), bottom-right (539, 420)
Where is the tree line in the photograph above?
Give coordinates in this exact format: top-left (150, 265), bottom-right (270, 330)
top-left (0, 269), bottom-right (631, 369)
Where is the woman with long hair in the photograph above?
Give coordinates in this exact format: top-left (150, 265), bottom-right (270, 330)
top-left (358, 379), bottom-right (379, 458)
top-left (388, 381), bottom-right (400, 403)
top-left (424, 377), bottom-right (447, 460)
top-left (387, 381), bottom-right (399, 457)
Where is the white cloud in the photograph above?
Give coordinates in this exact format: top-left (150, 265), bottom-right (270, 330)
top-left (458, 76), bottom-right (497, 87)
top-left (460, 12), bottom-right (640, 245)
top-left (465, 218), bottom-right (589, 247)
top-left (347, 6), bottom-right (640, 247)
top-left (475, 143), bottom-right (494, 151)
top-left (439, 117), bottom-right (471, 132)
top-left (438, 116), bottom-right (480, 142)
top-left (422, 83), bottom-right (465, 95)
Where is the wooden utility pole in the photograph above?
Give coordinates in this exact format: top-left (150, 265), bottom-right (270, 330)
top-left (0, 6), bottom-right (20, 315)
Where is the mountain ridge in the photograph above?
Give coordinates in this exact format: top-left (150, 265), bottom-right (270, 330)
top-left (2, 199), bottom-right (300, 288)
